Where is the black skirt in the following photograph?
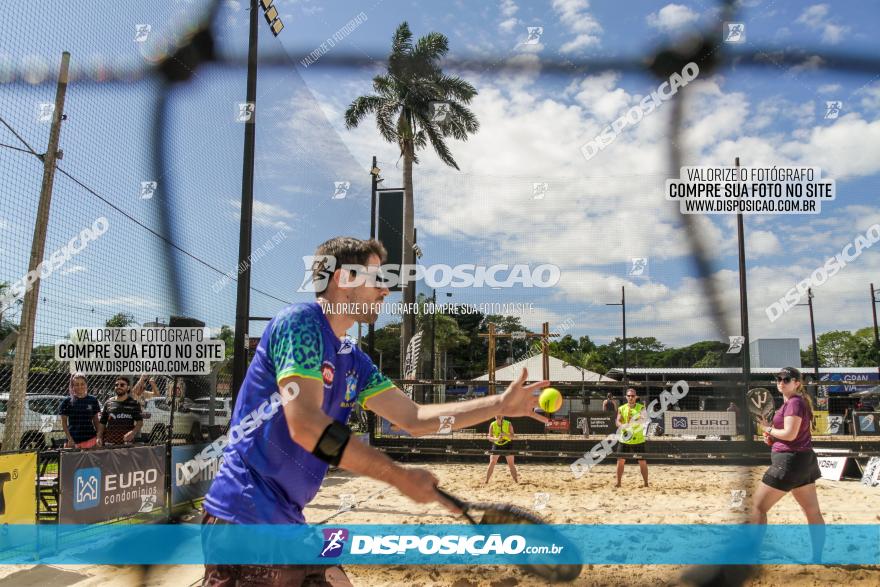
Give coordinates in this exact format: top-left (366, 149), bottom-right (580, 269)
top-left (762, 450), bottom-right (822, 491)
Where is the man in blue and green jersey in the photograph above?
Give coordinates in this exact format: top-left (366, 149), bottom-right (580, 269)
top-left (203, 237), bottom-right (549, 586)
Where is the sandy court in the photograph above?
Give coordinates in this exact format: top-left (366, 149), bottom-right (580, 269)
top-left (4, 463), bottom-right (878, 586)
top-left (299, 462), bottom-right (880, 586)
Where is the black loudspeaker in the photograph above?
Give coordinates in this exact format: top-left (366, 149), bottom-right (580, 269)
top-left (168, 316), bottom-right (208, 399)
top-left (377, 190), bottom-right (404, 292)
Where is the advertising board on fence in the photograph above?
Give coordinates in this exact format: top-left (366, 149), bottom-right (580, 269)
top-left (0, 452), bottom-right (37, 524)
top-left (59, 445), bottom-right (166, 524)
top-left (664, 411), bottom-right (736, 436)
top-left (172, 444), bottom-right (222, 506)
top-left (853, 412), bottom-right (880, 436)
top-left (578, 412), bottom-right (616, 435)
top-left (545, 418), bottom-right (569, 433)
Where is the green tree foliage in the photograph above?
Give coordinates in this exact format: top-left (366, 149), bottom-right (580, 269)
top-left (105, 312), bottom-right (136, 328)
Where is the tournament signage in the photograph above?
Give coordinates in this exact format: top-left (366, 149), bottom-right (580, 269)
top-left (172, 444), bottom-right (223, 505)
top-left (819, 372), bottom-right (879, 394)
top-left (664, 411), bottom-right (736, 436)
top-left (817, 456), bottom-right (847, 481)
top-left (0, 452), bottom-right (37, 524)
top-left (580, 412), bottom-right (615, 435)
top-left (59, 446), bottom-right (166, 524)
top-left (852, 412), bottom-right (880, 436)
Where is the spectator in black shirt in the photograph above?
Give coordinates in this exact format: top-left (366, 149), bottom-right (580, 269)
top-left (602, 392), bottom-right (618, 413)
top-left (59, 372), bottom-right (101, 449)
top-left (97, 376), bottom-right (143, 445)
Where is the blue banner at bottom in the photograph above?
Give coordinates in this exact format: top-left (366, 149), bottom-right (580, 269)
top-left (0, 524), bottom-right (877, 565)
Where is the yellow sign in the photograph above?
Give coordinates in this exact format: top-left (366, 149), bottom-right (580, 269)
top-left (811, 411), bottom-right (830, 435)
top-left (0, 452), bottom-right (37, 524)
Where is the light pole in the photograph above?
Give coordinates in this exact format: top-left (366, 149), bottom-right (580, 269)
top-left (735, 157), bottom-right (752, 438)
top-left (232, 0), bottom-right (285, 408)
top-left (606, 285), bottom-right (627, 385)
top-left (368, 157), bottom-right (381, 361)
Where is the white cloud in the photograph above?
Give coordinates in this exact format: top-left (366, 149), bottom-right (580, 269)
top-left (817, 83), bottom-right (841, 94)
top-left (856, 83), bottom-right (880, 112)
top-left (746, 230), bottom-right (782, 259)
top-left (230, 200), bottom-right (295, 230)
top-left (552, 0), bottom-right (602, 53)
top-left (646, 4), bottom-right (700, 32)
top-left (499, 18), bottom-right (518, 33)
top-left (498, 0), bottom-right (519, 33)
top-left (796, 4), bottom-right (850, 45)
top-left (60, 265), bottom-right (87, 276)
top-left (87, 296), bottom-right (159, 309)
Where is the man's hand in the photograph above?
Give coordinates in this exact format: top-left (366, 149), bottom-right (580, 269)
top-left (390, 466), bottom-right (460, 513)
top-left (498, 369), bottom-right (550, 424)
top-left (123, 430), bottom-right (135, 443)
top-left (64, 438), bottom-right (75, 449)
top-left (95, 437), bottom-right (103, 447)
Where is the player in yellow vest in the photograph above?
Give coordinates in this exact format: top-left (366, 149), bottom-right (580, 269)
top-left (616, 388), bottom-right (649, 487)
top-left (485, 415), bottom-right (519, 484)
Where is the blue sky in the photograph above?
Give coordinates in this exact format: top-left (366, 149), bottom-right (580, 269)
top-left (1, 0), bottom-right (880, 354)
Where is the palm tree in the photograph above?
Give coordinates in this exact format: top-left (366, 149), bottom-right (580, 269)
top-left (344, 21), bottom-right (479, 375)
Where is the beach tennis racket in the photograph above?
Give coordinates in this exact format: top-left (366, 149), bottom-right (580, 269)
top-left (435, 487), bottom-right (582, 583)
top-left (746, 387), bottom-right (775, 422)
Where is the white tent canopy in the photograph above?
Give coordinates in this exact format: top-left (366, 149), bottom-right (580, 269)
top-left (476, 354), bottom-right (613, 382)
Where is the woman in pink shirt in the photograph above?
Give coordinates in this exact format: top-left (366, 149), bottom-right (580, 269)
top-left (751, 367), bottom-right (824, 561)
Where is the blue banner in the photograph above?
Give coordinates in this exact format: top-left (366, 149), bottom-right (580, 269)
top-left (0, 524), bottom-right (877, 565)
top-left (820, 372), bottom-right (879, 394)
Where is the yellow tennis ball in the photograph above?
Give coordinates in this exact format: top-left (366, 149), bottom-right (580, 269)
top-left (539, 387), bottom-right (562, 413)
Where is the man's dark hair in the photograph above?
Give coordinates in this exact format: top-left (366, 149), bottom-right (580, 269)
top-left (115, 376), bottom-right (131, 387)
top-left (312, 237), bottom-right (387, 296)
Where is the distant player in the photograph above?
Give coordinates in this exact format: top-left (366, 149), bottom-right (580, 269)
top-left (485, 414), bottom-right (518, 484)
top-left (616, 388), bottom-right (648, 487)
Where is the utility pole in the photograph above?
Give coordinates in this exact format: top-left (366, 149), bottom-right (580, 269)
top-left (231, 0), bottom-right (259, 408)
top-left (871, 283), bottom-right (880, 381)
top-left (368, 156), bottom-right (378, 360)
top-left (4, 52), bottom-right (70, 451)
top-left (797, 288), bottom-right (820, 405)
top-left (735, 156), bottom-right (753, 438)
top-left (606, 286), bottom-right (627, 385)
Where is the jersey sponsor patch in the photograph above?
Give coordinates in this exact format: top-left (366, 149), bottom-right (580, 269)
top-left (322, 361), bottom-right (335, 386)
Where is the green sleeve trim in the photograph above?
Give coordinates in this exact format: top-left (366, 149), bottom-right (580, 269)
top-left (276, 369), bottom-right (322, 385)
top-left (357, 380), bottom-right (396, 409)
